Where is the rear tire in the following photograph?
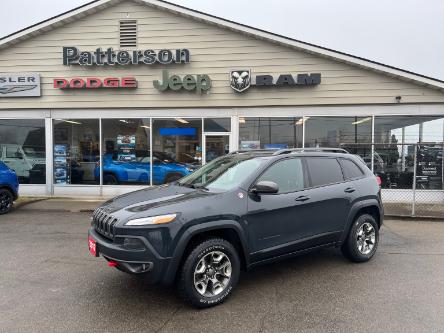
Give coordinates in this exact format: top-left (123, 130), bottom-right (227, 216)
top-left (165, 173), bottom-right (183, 183)
top-left (103, 174), bottom-right (118, 185)
top-left (342, 214), bottom-right (379, 262)
top-left (0, 188), bottom-right (13, 215)
top-left (178, 238), bottom-right (240, 308)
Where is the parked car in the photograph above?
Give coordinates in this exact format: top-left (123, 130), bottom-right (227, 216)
top-left (0, 161), bottom-right (19, 214)
top-left (0, 144), bottom-right (45, 183)
top-left (88, 149), bottom-right (383, 308)
top-left (95, 151), bottom-right (198, 185)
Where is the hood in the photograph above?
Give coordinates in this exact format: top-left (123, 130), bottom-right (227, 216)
top-left (99, 184), bottom-right (216, 215)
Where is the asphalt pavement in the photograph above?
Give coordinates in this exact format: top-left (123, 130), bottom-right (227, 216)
top-left (1, 208), bottom-right (444, 333)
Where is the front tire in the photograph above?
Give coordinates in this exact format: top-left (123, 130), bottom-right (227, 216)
top-left (0, 189), bottom-right (13, 215)
top-left (342, 214), bottom-right (379, 262)
top-left (178, 238), bottom-right (240, 308)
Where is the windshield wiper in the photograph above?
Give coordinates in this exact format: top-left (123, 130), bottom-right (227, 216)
top-left (193, 184), bottom-right (209, 190)
top-left (178, 183), bottom-right (208, 190)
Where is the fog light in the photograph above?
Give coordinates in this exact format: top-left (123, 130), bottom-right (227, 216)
top-left (123, 238), bottom-right (145, 250)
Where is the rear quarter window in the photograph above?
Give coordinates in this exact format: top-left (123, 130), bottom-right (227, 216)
top-left (306, 157), bottom-right (344, 187)
top-left (339, 158), bottom-right (365, 180)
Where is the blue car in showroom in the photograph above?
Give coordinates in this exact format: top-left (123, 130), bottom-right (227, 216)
top-left (95, 151), bottom-right (198, 185)
top-left (0, 161), bottom-right (19, 214)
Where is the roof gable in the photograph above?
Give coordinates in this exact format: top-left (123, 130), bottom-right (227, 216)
top-left (1, 0), bottom-right (443, 91)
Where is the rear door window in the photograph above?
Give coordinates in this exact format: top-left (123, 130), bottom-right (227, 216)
top-left (339, 158), bottom-right (364, 180)
top-left (306, 157), bottom-right (344, 187)
top-left (256, 158), bottom-right (305, 193)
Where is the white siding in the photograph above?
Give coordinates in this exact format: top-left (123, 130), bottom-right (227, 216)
top-left (1, 1), bottom-right (444, 109)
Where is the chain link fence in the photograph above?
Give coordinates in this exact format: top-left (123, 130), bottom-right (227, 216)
top-left (373, 143), bottom-right (443, 218)
top-left (341, 142), bottom-right (444, 218)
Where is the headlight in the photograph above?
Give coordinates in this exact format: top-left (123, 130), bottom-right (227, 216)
top-left (125, 213), bottom-right (177, 226)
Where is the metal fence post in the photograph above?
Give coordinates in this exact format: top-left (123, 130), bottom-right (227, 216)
top-left (412, 144), bottom-right (417, 217)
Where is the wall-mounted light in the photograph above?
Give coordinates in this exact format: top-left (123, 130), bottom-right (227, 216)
top-left (351, 117), bottom-right (372, 125)
top-left (295, 117), bottom-right (310, 125)
top-left (55, 119), bottom-right (82, 125)
top-left (239, 117), bottom-right (245, 123)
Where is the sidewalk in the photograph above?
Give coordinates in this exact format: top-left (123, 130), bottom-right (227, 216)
top-left (15, 197), bottom-right (107, 213)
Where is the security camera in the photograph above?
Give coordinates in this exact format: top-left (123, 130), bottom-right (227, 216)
top-left (395, 95), bottom-right (402, 103)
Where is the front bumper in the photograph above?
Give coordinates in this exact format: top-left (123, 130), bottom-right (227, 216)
top-left (88, 228), bottom-right (170, 283)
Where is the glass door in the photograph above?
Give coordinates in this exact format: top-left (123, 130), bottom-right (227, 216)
top-left (203, 134), bottom-right (230, 164)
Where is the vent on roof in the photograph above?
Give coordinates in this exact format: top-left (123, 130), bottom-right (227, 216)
top-left (119, 20), bottom-right (137, 48)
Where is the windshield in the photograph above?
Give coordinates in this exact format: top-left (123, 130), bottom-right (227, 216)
top-left (22, 147), bottom-right (45, 159)
top-left (178, 154), bottom-right (265, 191)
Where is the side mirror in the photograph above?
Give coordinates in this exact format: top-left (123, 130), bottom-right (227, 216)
top-left (251, 180), bottom-right (279, 194)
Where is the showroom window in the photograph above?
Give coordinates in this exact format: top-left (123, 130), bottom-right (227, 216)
top-left (304, 116), bottom-right (373, 170)
top-left (374, 116), bottom-right (444, 189)
top-left (238, 117), bottom-right (302, 150)
top-left (101, 119), bottom-right (151, 185)
top-left (0, 119), bottom-right (46, 184)
top-left (304, 116), bottom-right (372, 148)
top-left (204, 118), bottom-right (231, 132)
top-left (152, 118), bottom-right (202, 185)
top-left (53, 119), bottom-right (100, 185)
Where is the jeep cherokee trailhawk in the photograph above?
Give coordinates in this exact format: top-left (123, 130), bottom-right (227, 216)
top-left (88, 148), bottom-right (383, 308)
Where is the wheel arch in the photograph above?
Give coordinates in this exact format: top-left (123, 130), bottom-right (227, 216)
top-left (0, 185), bottom-right (16, 199)
top-left (162, 220), bottom-right (249, 285)
top-left (341, 200), bottom-right (382, 243)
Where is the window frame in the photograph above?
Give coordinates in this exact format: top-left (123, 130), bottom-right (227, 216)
top-left (249, 156), bottom-right (309, 195)
top-left (304, 156), bottom-right (346, 189)
top-left (338, 157), bottom-right (366, 181)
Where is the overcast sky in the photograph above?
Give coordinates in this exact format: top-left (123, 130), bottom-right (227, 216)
top-left (1, 0), bottom-right (443, 80)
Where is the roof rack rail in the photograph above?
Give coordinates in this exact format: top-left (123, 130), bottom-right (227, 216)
top-left (272, 147), bottom-right (350, 155)
top-left (229, 149), bottom-right (278, 155)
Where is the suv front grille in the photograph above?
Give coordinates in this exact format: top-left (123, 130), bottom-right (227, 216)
top-left (92, 208), bottom-right (118, 240)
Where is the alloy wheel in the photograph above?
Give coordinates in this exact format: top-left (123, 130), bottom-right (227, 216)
top-left (193, 251), bottom-right (232, 297)
top-left (356, 222), bottom-right (376, 255)
top-left (0, 191), bottom-right (12, 213)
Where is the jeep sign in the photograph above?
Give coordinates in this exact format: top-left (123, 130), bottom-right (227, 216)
top-left (0, 73), bottom-right (41, 97)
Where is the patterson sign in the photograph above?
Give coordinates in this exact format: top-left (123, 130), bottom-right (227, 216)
top-left (0, 73), bottom-right (41, 97)
top-left (63, 47), bottom-right (190, 66)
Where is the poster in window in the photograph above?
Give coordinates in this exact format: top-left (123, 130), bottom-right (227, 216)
top-left (53, 144), bottom-right (69, 184)
top-left (117, 135), bottom-right (136, 162)
top-left (240, 141), bottom-right (260, 150)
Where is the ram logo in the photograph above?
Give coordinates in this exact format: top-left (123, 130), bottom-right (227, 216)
top-left (230, 70), bottom-right (251, 92)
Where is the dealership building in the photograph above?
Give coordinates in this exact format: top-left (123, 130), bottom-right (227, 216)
top-left (1, 0), bottom-right (444, 205)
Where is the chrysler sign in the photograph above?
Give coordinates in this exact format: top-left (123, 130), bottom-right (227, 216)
top-left (0, 73), bottom-right (41, 97)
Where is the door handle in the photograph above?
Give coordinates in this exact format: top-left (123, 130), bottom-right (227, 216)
top-left (344, 187), bottom-right (356, 193)
top-left (295, 195), bottom-right (310, 202)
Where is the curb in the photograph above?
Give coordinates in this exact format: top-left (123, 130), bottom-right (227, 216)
top-left (385, 215), bottom-right (444, 222)
top-left (13, 197), bottom-right (49, 210)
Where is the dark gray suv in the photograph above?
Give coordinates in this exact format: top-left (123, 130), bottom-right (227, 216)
top-left (88, 149), bottom-right (383, 308)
